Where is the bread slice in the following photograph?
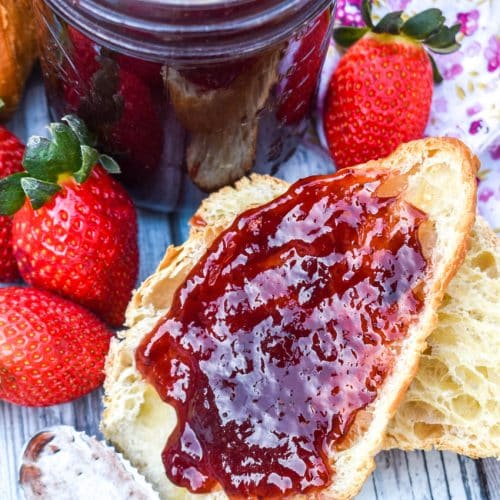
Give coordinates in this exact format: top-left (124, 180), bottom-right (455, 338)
top-left (165, 50), bottom-right (280, 135)
top-left (165, 50), bottom-right (281, 191)
top-left (386, 216), bottom-right (500, 458)
top-left (186, 118), bottom-right (258, 194)
top-left (102, 138), bottom-right (478, 499)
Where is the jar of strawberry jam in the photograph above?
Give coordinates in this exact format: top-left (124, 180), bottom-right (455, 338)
top-left (33, 0), bottom-right (335, 211)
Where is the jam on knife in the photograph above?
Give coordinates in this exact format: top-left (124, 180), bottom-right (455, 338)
top-left (136, 168), bottom-right (429, 498)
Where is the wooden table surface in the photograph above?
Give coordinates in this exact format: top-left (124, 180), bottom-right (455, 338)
top-left (1, 72), bottom-right (499, 500)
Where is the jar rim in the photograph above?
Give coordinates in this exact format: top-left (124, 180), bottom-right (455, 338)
top-left (42, 0), bottom-right (335, 62)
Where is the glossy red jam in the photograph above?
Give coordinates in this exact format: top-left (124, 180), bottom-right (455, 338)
top-left (34, 0), bottom-right (334, 211)
top-left (136, 169), bottom-right (428, 497)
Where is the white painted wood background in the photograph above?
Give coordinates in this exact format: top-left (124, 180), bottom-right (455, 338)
top-left (0, 71), bottom-right (498, 500)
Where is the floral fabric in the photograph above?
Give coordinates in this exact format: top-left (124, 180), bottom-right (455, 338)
top-left (318, 0), bottom-right (500, 231)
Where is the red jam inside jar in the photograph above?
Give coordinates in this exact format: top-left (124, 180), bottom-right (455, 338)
top-left (136, 168), bottom-right (429, 497)
top-left (33, 0), bottom-right (335, 211)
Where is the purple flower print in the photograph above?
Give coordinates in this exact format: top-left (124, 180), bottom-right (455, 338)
top-left (433, 97), bottom-right (448, 113)
top-left (477, 171), bottom-right (500, 229)
top-left (489, 139), bottom-right (500, 161)
top-left (484, 35), bottom-right (500, 72)
top-left (469, 119), bottom-right (489, 135)
top-left (387, 0), bottom-right (411, 10)
top-left (435, 50), bottom-right (464, 80)
top-left (479, 187), bottom-right (494, 203)
top-left (456, 10), bottom-right (480, 36)
top-left (466, 103), bottom-right (482, 116)
top-left (444, 64), bottom-right (463, 80)
top-left (335, 0), bottom-right (364, 27)
top-left (466, 40), bottom-right (482, 57)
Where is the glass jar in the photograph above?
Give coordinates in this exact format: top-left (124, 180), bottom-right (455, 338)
top-left (34, 0), bottom-right (335, 211)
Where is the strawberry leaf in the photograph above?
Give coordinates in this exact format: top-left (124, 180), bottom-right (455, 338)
top-left (361, 0), bottom-right (374, 29)
top-left (99, 154), bottom-right (121, 174)
top-left (0, 173), bottom-right (28, 215)
top-left (0, 98), bottom-right (4, 110)
top-left (428, 54), bottom-right (443, 84)
top-left (23, 136), bottom-right (67, 182)
top-left (373, 11), bottom-right (404, 34)
top-left (402, 9), bottom-right (445, 40)
top-left (334, 27), bottom-right (370, 48)
top-left (63, 115), bottom-right (97, 147)
top-left (425, 24), bottom-right (461, 50)
top-left (74, 145), bottom-right (100, 183)
top-left (23, 123), bottom-right (82, 182)
top-left (21, 178), bottom-right (61, 210)
top-left (427, 43), bottom-right (461, 54)
top-left (49, 123), bottom-right (81, 172)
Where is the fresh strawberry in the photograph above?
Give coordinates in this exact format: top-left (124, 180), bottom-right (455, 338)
top-left (0, 127), bottom-right (24, 282)
top-left (106, 68), bottom-right (164, 184)
top-left (63, 26), bottom-right (102, 113)
top-left (115, 54), bottom-right (163, 87)
top-left (68, 26), bottom-right (101, 81)
top-left (0, 287), bottom-right (112, 407)
top-left (277, 11), bottom-right (331, 125)
top-left (0, 116), bottom-right (138, 326)
top-left (324, 2), bottom-right (460, 168)
top-left (0, 128), bottom-right (24, 178)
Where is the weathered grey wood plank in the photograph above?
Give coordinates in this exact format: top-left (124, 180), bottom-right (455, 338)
top-left (479, 458), bottom-right (500, 499)
top-left (357, 474), bottom-right (379, 500)
top-left (169, 210), bottom-right (194, 246)
top-left (424, 451), bottom-right (454, 500)
top-left (138, 209), bottom-right (173, 279)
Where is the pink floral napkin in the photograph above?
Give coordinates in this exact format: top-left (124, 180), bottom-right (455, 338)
top-left (318, 0), bottom-right (500, 231)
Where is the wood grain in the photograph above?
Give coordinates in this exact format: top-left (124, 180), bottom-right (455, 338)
top-left (0, 71), bottom-right (498, 500)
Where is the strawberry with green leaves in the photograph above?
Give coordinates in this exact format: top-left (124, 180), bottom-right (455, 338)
top-left (0, 124), bottom-right (24, 282)
top-left (0, 287), bottom-right (112, 407)
top-left (324, 1), bottom-right (460, 168)
top-left (0, 116), bottom-right (138, 327)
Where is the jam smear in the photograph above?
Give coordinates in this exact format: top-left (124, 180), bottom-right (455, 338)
top-left (136, 169), bottom-right (428, 498)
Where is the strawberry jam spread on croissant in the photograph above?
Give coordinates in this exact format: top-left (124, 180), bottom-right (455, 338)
top-left (136, 169), bottom-right (428, 497)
